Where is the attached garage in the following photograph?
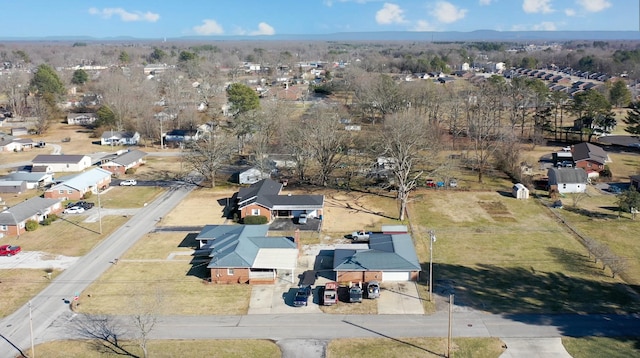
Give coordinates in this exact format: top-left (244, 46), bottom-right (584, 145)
top-left (382, 271), bottom-right (411, 281)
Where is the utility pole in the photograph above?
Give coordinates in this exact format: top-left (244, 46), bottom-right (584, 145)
top-left (29, 300), bottom-right (34, 358)
top-left (448, 294), bottom-right (454, 358)
top-left (97, 188), bottom-right (102, 234)
top-left (429, 230), bottom-right (436, 302)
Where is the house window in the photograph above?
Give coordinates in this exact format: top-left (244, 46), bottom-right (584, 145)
top-left (67, 190), bottom-right (73, 194)
top-left (227, 268), bottom-right (235, 276)
top-left (0, 225), bottom-right (6, 231)
top-left (58, 189), bottom-right (64, 194)
top-left (251, 209), bottom-right (260, 216)
top-left (562, 184), bottom-right (567, 189)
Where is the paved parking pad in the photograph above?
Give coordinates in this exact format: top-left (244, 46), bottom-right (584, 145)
top-left (249, 280), bottom-right (424, 315)
top-left (377, 282), bottom-right (424, 314)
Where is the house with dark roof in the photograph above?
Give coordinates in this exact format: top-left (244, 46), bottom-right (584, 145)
top-left (44, 167), bottom-right (112, 200)
top-left (198, 224), bottom-right (299, 284)
top-left (0, 197), bottom-right (62, 237)
top-left (631, 175), bottom-right (640, 191)
top-left (547, 167), bottom-right (588, 194)
top-left (333, 233), bottom-right (421, 282)
top-left (100, 131), bottom-right (140, 146)
top-left (571, 142), bottom-right (609, 174)
top-left (32, 154), bottom-right (92, 172)
top-left (99, 149), bottom-right (147, 175)
top-left (236, 179), bottom-right (324, 223)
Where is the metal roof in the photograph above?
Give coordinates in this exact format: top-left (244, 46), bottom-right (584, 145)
top-left (49, 167), bottom-right (112, 191)
top-left (2, 172), bottom-right (50, 182)
top-left (333, 234), bottom-right (421, 272)
top-left (202, 225), bottom-right (297, 269)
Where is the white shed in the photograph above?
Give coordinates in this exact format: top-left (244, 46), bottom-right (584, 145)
top-left (512, 183), bottom-right (529, 199)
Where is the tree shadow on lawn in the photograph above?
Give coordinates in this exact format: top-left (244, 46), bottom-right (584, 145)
top-left (432, 262), bottom-right (640, 347)
top-left (564, 206), bottom-right (619, 220)
top-left (216, 192), bottom-right (237, 219)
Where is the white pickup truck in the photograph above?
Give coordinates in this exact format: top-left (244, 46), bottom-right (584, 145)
top-left (350, 230), bottom-right (372, 242)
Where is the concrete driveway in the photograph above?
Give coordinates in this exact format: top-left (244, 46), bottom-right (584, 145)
top-left (249, 276), bottom-right (424, 315)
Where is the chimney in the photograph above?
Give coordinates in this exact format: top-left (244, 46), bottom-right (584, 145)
top-left (294, 229), bottom-right (301, 256)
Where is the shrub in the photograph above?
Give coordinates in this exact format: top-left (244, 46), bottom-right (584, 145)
top-left (243, 215), bottom-right (268, 225)
top-left (42, 214), bottom-right (59, 226)
top-left (25, 220), bottom-right (39, 231)
top-left (125, 168), bottom-right (137, 174)
top-left (83, 191), bottom-right (93, 199)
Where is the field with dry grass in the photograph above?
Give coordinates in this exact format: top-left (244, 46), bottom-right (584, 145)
top-left (28, 339), bottom-right (281, 358)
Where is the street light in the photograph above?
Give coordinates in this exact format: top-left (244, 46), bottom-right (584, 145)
top-left (429, 230), bottom-right (436, 302)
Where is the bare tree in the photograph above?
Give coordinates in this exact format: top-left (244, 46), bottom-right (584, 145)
top-left (375, 109), bottom-right (438, 221)
top-left (465, 84), bottom-right (504, 183)
top-left (130, 291), bottom-right (163, 358)
top-left (0, 71), bottom-right (29, 119)
top-left (290, 105), bottom-right (350, 186)
top-left (74, 314), bottom-right (138, 357)
top-left (183, 129), bottom-right (236, 188)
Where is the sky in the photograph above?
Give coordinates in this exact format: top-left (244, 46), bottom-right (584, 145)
top-left (3, 0), bottom-right (639, 39)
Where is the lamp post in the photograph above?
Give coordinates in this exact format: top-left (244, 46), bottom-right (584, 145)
top-left (428, 230), bottom-right (436, 302)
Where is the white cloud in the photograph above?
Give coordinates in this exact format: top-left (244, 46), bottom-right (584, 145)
top-left (193, 19), bottom-right (224, 35)
top-left (375, 3), bottom-right (406, 24)
top-left (431, 1), bottom-right (467, 23)
top-left (576, 0), bottom-right (611, 12)
top-left (533, 21), bottom-right (557, 30)
top-left (564, 8), bottom-right (577, 16)
top-left (522, 0), bottom-right (553, 14)
top-left (88, 7), bottom-right (159, 22)
top-left (250, 22), bottom-right (275, 36)
top-left (412, 20), bottom-right (435, 31)
top-left (479, 0), bottom-right (493, 5)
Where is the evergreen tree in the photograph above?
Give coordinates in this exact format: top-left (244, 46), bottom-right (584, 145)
top-left (623, 102), bottom-right (640, 136)
top-left (30, 64), bottom-right (65, 96)
top-left (71, 69), bottom-right (89, 85)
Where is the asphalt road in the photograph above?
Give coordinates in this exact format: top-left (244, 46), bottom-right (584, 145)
top-left (0, 181), bottom-right (197, 357)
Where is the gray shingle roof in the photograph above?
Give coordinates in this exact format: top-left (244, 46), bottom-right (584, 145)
top-left (548, 167), bottom-right (588, 184)
top-left (0, 197), bottom-right (61, 224)
top-left (237, 178), bottom-right (324, 209)
top-left (333, 234), bottom-right (421, 272)
top-left (572, 142), bottom-right (608, 164)
top-left (32, 154), bottom-right (88, 164)
top-left (110, 149), bottom-right (147, 166)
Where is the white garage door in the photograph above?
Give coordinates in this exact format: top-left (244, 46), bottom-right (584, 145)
top-left (382, 271), bottom-right (410, 281)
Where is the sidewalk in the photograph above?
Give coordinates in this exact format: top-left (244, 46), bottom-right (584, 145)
top-left (500, 338), bottom-right (573, 358)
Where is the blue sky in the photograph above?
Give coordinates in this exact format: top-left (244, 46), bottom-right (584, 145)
top-left (4, 0), bottom-right (639, 38)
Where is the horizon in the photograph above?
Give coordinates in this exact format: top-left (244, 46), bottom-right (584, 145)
top-left (2, 1), bottom-right (638, 40)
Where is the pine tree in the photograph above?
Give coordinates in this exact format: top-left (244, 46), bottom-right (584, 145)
top-left (623, 102), bottom-right (640, 136)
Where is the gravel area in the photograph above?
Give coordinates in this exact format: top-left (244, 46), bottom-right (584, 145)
top-left (0, 251), bottom-right (78, 270)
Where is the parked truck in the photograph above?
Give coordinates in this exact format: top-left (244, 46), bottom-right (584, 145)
top-left (322, 281), bottom-right (338, 306)
top-left (349, 282), bottom-right (363, 303)
top-left (364, 281), bottom-right (380, 299)
top-left (350, 230), bottom-right (371, 242)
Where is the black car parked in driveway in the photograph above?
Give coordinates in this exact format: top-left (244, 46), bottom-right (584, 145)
top-left (294, 285), bottom-right (312, 307)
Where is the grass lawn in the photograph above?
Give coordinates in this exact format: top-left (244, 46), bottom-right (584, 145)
top-left (0, 269), bottom-right (62, 317)
top-left (28, 339), bottom-right (280, 358)
top-left (408, 189), bottom-right (640, 314)
top-left (562, 336), bottom-right (640, 358)
top-left (76, 232), bottom-right (252, 316)
top-left (327, 337), bottom-right (505, 358)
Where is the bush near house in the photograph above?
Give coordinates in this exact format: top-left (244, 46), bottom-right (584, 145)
top-left (125, 168), bottom-right (137, 174)
top-left (25, 220), bottom-right (39, 231)
top-left (243, 215), bottom-right (268, 225)
top-left (42, 214), bottom-right (58, 226)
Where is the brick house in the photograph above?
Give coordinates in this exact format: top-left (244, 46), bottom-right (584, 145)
top-left (0, 197), bottom-right (62, 237)
top-left (198, 224), bottom-right (298, 284)
top-left (333, 232), bottom-right (421, 283)
top-left (99, 150), bottom-right (147, 176)
top-left (236, 179), bottom-right (324, 222)
top-left (44, 167), bottom-right (112, 200)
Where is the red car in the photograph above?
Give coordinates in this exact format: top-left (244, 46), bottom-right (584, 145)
top-left (0, 245), bottom-right (21, 256)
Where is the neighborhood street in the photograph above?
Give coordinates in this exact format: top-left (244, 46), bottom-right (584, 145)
top-left (0, 182), bottom-right (196, 357)
top-left (0, 177), bottom-right (639, 357)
